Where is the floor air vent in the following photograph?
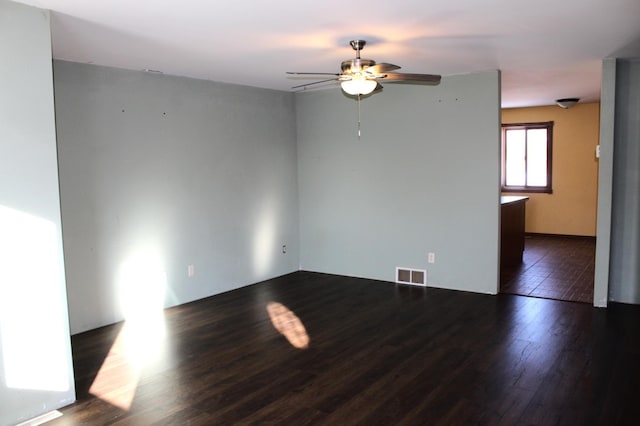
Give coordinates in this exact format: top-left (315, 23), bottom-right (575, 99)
top-left (396, 267), bottom-right (427, 287)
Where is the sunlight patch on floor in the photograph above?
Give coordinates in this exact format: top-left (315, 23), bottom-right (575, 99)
top-left (267, 302), bottom-right (310, 349)
top-left (89, 248), bottom-right (167, 411)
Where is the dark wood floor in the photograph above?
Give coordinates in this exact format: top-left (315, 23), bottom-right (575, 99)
top-left (501, 235), bottom-right (596, 304)
top-left (49, 271), bottom-right (640, 425)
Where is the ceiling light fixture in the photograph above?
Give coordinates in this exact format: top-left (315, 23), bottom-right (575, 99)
top-left (341, 74), bottom-right (377, 96)
top-left (556, 97), bottom-right (579, 108)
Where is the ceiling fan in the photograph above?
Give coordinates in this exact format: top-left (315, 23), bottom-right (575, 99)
top-left (287, 40), bottom-right (441, 96)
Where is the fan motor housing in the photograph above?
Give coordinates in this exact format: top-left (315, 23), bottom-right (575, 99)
top-left (341, 58), bottom-right (375, 74)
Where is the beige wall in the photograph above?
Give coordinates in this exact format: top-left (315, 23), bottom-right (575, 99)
top-left (502, 102), bottom-right (600, 236)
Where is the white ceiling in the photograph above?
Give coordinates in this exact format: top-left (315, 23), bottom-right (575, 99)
top-left (15, 0), bottom-right (640, 108)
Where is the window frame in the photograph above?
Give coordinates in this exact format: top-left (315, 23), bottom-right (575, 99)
top-left (501, 121), bottom-right (554, 194)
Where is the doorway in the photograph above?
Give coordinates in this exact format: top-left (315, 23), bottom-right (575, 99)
top-left (498, 103), bottom-right (600, 304)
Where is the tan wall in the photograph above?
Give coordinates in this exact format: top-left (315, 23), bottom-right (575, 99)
top-left (501, 102), bottom-right (600, 236)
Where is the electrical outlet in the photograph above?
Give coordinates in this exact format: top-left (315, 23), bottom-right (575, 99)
top-left (282, 245), bottom-right (287, 254)
top-left (428, 253), bottom-right (435, 264)
top-left (187, 264), bottom-right (195, 277)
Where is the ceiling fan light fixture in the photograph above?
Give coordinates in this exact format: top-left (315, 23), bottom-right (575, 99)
top-left (288, 39), bottom-right (441, 97)
top-left (341, 77), bottom-right (377, 96)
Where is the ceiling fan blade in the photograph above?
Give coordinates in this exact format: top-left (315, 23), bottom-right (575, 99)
top-left (381, 72), bottom-right (441, 84)
top-left (286, 71), bottom-right (340, 76)
top-left (366, 63), bottom-right (401, 74)
top-left (373, 82), bottom-right (384, 93)
top-left (291, 78), bottom-right (339, 90)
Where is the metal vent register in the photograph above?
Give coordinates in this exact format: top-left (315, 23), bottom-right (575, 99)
top-left (396, 267), bottom-right (427, 286)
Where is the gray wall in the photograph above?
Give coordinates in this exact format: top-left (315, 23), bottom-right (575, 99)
top-left (609, 58), bottom-right (640, 304)
top-left (594, 59), bottom-right (616, 307)
top-left (54, 61), bottom-right (299, 334)
top-left (297, 72), bottom-right (501, 294)
top-left (0, 1), bottom-right (75, 424)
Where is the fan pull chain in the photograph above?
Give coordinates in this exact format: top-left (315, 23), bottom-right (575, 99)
top-left (357, 94), bottom-right (361, 140)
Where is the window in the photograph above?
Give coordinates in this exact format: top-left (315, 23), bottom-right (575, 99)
top-left (501, 121), bottom-right (553, 193)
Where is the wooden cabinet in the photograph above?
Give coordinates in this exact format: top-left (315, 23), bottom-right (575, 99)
top-left (501, 196), bottom-right (528, 266)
